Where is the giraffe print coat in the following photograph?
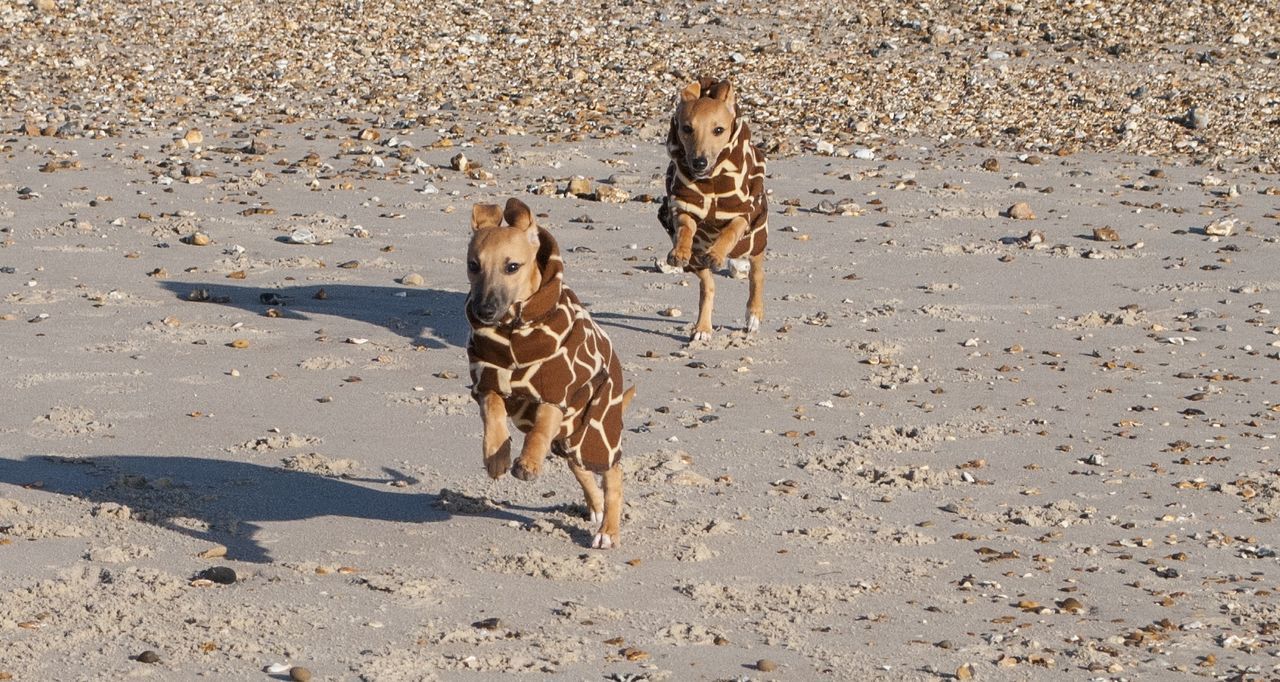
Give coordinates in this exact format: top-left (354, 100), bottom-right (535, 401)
top-left (658, 112), bottom-right (769, 270)
top-left (466, 227), bottom-right (627, 473)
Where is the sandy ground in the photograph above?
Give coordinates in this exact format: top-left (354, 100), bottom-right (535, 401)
top-left (1, 118), bottom-right (1278, 681)
top-left (3, 3), bottom-right (1280, 681)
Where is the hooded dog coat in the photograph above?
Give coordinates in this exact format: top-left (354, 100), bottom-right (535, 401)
top-left (467, 227), bottom-right (627, 473)
top-left (658, 81), bottom-right (769, 268)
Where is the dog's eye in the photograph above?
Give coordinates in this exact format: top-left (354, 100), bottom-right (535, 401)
top-left (681, 124), bottom-right (693, 134)
top-left (467, 260), bottom-right (480, 273)
top-left (713, 126), bottom-right (725, 135)
top-left (504, 262), bottom-right (521, 274)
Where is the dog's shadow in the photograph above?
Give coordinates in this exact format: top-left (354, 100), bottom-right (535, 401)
top-left (590, 311), bottom-right (688, 342)
top-left (157, 281), bottom-right (469, 349)
top-left (0, 454), bottom-right (531, 563)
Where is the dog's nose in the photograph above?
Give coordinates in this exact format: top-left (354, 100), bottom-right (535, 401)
top-left (690, 156), bottom-right (708, 172)
top-left (471, 298), bottom-right (499, 322)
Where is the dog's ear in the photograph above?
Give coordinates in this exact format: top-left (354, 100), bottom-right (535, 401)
top-left (471, 203), bottom-right (503, 231)
top-left (502, 198), bottom-right (539, 244)
top-left (709, 80), bottom-right (736, 114)
top-left (678, 80), bottom-right (702, 105)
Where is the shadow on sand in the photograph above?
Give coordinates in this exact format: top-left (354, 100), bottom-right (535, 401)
top-left (157, 281), bottom-right (470, 349)
top-left (0, 454), bottom-right (531, 563)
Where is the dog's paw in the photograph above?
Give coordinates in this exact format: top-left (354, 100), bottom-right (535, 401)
top-left (745, 314), bottom-right (761, 334)
top-left (483, 440), bottom-right (512, 479)
top-left (511, 457), bottom-right (541, 481)
top-left (690, 327), bottom-right (713, 343)
top-left (666, 247), bottom-right (691, 269)
top-left (702, 249), bottom-right (728, 271)
top-left (591, 532), bottom-right (617, 549)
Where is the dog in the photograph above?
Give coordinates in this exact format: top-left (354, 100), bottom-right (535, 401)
top-left (659, 77), bottom-right (768, 341)
top-left (465, 198), bottom-right (635, 549)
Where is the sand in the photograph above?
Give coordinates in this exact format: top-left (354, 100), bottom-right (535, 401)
top-left (3, 2), bottom-right (1280, 681)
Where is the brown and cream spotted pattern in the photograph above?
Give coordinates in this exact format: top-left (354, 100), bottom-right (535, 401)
top-left (658, 102), bottom-right (769, 268)
top-left (466, 227), bottom-right (627, 473)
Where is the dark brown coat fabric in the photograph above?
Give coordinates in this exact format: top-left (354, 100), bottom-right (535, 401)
top-left (467, 228), bottom-right (626, 472)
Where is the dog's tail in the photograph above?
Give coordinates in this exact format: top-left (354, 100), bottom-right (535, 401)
top-left (621, 385), bottom-right (637, 412)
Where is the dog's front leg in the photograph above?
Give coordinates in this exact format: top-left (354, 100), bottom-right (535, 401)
top-left (511, 403), bottom-right (563, 481)
top-left (666, 213), bottom-right (697, 268)
top-left (478, 392), bottom-right (512, 479)
top-left (701, 215), bottom-right (748, 271)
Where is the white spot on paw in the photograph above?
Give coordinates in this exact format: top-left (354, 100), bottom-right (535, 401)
top-left (691, 330), bottom-right (712, 342)
top-left (745, 315), bottom-right (761, 333)
top-left (589, 510), bottom-right (604, 525)
top-left (591, 533), bottom-right (615, 549)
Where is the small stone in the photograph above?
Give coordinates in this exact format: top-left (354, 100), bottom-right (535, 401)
top-left (229, 339), bottom-right (250, 349)
top-left (197, 545), bottom-right (227, 559)
top-left (1185, 106), bottom-right (1208, 130)
top-left (853, 148), bottom-right (875, 161)
top-left (136, 650), bottom-right (160, 664)
top-left (659, 307), bottom-right (682, 318)
top-left (358, 128), bottom-right (380, 141)
top-left (756, 659), bottom-right (778, 672)
top-left (289, 666), bottom-right (312, 682)
top-left (1092, 227), bottom-right (1120, 242)
top-left (1021, 229), bottom-right (1045, 245)
top-left (472, 617), bottom-right (502, 630)
top-left (338, 260), bottom-right (359, 269)
top-left (567, 176), bottom-right (592, 196)
top-left (450, 152), bottom-right (469, 171)
top-left (981, 157), bottom-right (1000, 171)
top-left (593, 185), bottom-right (630, 203)
top-left (1007, 202), bottom-right (1035, 220)
top-left (400, 273), bottom-right (425, 286)
top-left (313, 288), bottom-right (328, 300)
top-left (287, 229), bottom-right (317, 245)
top-left (184, 232), bottom-right (211, 246)
top-left (183, 129), bottom-right (204, 145)
top-left (956, 662), bottom-right (974, 680)
top-left (1058, 597), bottom-right (1085, 614)
top-left (197, 566), bottom-right (237, 584)
top-left (1203, 218), bottom-right (1234, 237)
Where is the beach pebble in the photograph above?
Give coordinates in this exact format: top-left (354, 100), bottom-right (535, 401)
top-left (756, 658), bottom-right (778, 672)
top-left (136, 650), bottom-right (160, 664)
top-left (567, 176), bottom-right (592, 196)
top-left (1007, 202), bottom-right (1035, 220)
top-left (400, 273), bottom-right (425, 286)
top-left (289, 667), bottom-right (312, 682)
top-left (197, 566), bottom-right (237, 584)
top-left (1203, 218), bottom-right (1234, 236)
top-left (659, 307), bottom-right (682, 318)
top-left (183, 232), bottom-right (211, 246)
top-left (472, 617), bottom-right (502, 630)
top-left (288, 229), bottom-right (317, 245)
top-left (1092, 227), bottom-right (1119, 241)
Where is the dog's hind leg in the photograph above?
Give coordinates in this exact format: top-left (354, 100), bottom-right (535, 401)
top-left (567, 459), bottom-right (604, 525)
top-left (746, 252), bottom-right (765, 334)
top-left (592, 462), bottom-right (623, 549)
top-left (478, 392), bottom-right (511, 479)
top-left (692, 266), bottom-right (716, 342)
top-left (512, 403), bottom-right (563, 481)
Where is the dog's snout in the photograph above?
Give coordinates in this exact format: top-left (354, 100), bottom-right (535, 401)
top-left (690, 156), bottom-right (708, 172)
